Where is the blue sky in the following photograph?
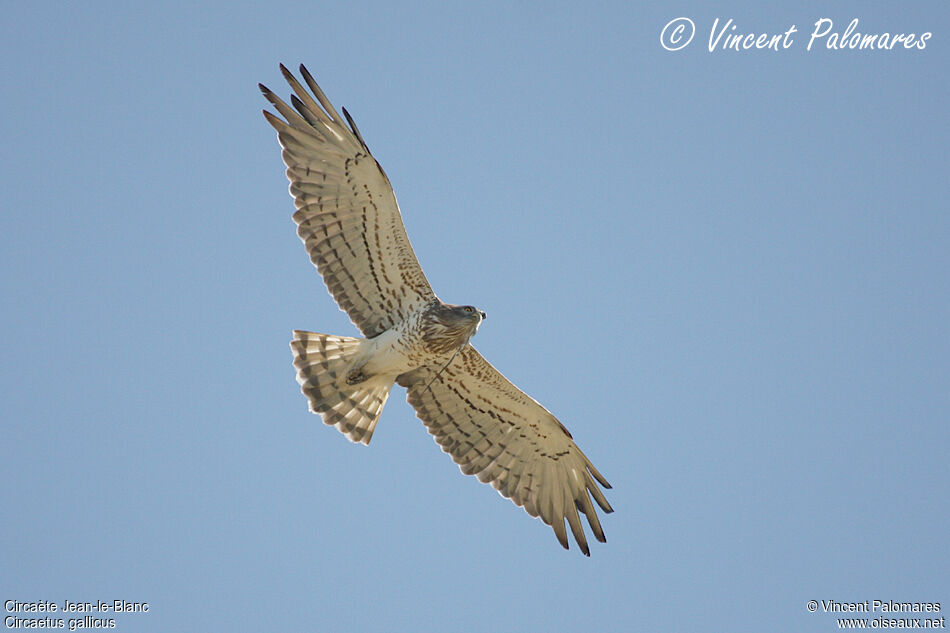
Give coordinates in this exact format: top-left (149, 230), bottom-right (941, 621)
top-left (2, 2), bottom-right (947, 631)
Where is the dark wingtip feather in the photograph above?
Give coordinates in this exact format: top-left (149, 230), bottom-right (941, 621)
top-left (290, 94), bottom-right (314, 121)
top-left (261, 110), bottom-right (283, 127)
top-left (341, 106), bottom-right (369, 150)
top-left (553, 524), bottom-right (569, 550)
top-left (587, 462), bottom-right (611, 489)
top-left (299, 63), bottom-right (314, 85)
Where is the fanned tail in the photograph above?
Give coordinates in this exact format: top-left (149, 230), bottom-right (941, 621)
top-left (290, 330), bottom-right (393, 445)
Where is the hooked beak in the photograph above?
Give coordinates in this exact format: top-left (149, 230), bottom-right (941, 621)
top-left (479, 311), bottom-right (487, 320)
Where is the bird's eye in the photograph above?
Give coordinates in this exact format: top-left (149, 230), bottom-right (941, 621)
top-left (464, 306), bottom-right (473, 313)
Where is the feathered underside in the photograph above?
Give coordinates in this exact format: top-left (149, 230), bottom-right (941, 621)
top-left (260, 64), bottom-right (436, 338)
top-left (398, 347), bottom-right (613, 555)
top-left (264, 65), bottom-right (613, 555)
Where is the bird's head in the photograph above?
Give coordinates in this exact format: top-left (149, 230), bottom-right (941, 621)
top-left (423, 303), bottom-right (487, 353)
top-left (436, 303), bottom-right (486, 333)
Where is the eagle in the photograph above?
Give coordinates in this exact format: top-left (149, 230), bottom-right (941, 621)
top-left (260, 64), bottom-right (613, 555)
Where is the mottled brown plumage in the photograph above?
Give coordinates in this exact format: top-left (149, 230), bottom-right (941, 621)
top-left (262, 64), bottom-right (612, 555)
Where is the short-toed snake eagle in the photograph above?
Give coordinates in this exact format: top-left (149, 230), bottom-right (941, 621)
top-left (261, 65), bottom-right (612, 555)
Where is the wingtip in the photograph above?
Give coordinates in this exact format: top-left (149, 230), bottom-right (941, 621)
top-left (298, 63), bottom-right (318, 88)
top-left (554, 526), bottom-right (569, 551)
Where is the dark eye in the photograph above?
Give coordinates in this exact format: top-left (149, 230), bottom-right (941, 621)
top-left (464, 306), bottom-right (473, 313)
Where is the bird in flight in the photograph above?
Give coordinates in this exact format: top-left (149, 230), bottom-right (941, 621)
top-left (260, 64), bottom-right (613, 555)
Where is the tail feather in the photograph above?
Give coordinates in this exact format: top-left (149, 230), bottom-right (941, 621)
top-left (290, 330), bottom-right (393, 445)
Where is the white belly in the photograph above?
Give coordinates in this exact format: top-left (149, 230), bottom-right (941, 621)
top-left (360, 328), bottom-right (419, 378)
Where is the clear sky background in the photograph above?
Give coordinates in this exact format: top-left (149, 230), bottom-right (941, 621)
top-left (2, 2), bottom-right (947, 631)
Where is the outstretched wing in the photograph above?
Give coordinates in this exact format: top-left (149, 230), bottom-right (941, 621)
top-left (397, 347), bottom-right (613, 555)
top-left (261, 64), bottom-right (436, 337)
